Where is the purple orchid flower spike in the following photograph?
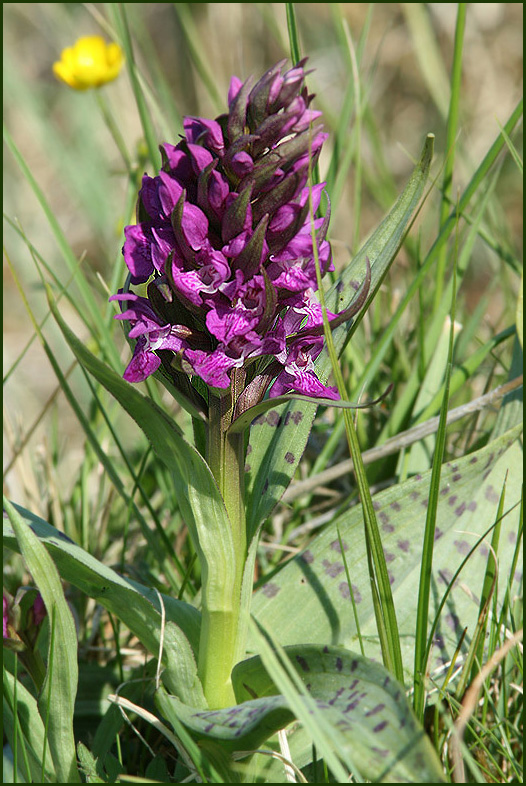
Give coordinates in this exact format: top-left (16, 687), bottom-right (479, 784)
top-left (112, 59), bottom-right (370, 414)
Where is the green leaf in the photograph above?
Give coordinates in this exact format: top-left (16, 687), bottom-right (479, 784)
top-left (3, 503), bottom-right (204, 707)
top-left (46, 288), bottom-right (241, 676)
top-left (229, 391), bottom-right (386, 435)
top-left (3, 667), bottom-right (56, 783)
top-left (250, 425), bottom-right (523, 681)
top-left (4, 498), bottom-right (80, 783)
top-left (76, 743), bottom-right (106, 783)
top-left (245, 135), bottom-right (434, 536)
top-left (157, 644), bottom-right (444, 783)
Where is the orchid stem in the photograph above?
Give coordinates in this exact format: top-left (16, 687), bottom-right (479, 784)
top-left (198, 387), bottom-right (247, 708)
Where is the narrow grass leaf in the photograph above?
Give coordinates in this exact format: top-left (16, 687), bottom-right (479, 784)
top-left (312, 171), bottom-right (403, 682)
top-left (413, 251), bottom-right (458, 720)
top-left (434, 2), bottom-right (467, 308)
top-left (496, 119), bottom-right (523, 174)
top-left (286, 4), bottom-right (302, 65)
top-left (2, 124), bottom-right (121, 369)
top-left (400, 3), bottom-right (451, 118)
top-left (358, 99), bottom-right (523, 423)
top-left (517, 270), bottom-right (523, 348)
top-left (401, 317), bottom-right (461, 478)
top-left (416, 326), bottom-right (515, 425)
top-left (172, 3), bottom-right (223, 112)
top-left (106, 4), bottom-right (161, 171)
top-left (466, 477), bottom-right (507, 692)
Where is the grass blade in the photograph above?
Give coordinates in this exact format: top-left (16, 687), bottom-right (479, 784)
top-left (286, 4), bottom-right (302, 64)
top-left (413, 236), bottom-right (458, 721)
top-left (434, 2), bottom-right (467, 308)
top-left (310, 179), bottom-right (403, 683)
top-left (4, 497), bottom-right (81, 783)
top-left (3, 125), bottom-right (121, 369)
top-left (107, 3), bottom-right (161, 172)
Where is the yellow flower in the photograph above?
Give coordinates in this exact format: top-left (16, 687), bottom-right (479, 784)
top-left (53, 35), bottom-right (124, 90)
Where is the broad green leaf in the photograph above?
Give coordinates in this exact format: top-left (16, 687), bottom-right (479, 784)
top-left (157, 644), bottom-right (444, 783)
top-left (3, 668), bottom-right (56, 783)
top-left (47, 291), bottom-right (241, 682)
top-left (3, 503), bottom-right (204, 707)
top-left (245, 135), bottom-right (434, 536)
top-left (250, 425), bottom-right (523, 681)
top-left (4, 498), bottom-right (80, 783)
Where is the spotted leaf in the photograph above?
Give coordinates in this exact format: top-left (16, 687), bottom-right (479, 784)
top-left (156, 644), bottom-right (444, 783)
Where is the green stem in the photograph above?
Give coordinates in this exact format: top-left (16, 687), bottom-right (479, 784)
top-left (198, 382), bottom-right (247, 708)
top-left (94, 90), bottom-right (133, 175)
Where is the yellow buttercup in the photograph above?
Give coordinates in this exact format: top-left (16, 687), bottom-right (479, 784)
top-left (53, 35), bottom-right (124, 90)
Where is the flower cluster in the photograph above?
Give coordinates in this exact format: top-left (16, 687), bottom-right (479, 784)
top-left (112, 60), bottom-right (345, 405)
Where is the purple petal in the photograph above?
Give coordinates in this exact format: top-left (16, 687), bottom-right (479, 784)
top-left (187, 143), bottom-right (215, 175)
top-left (206, 170), bottom-right (230, 219)
top-left (3, 594), bottom-right (9, 638)
top-left (123, 224), bottom-right (155, 283)
top-left (139, 175), bottom-right (163, 220)
top-left (158, 171), bottom-right (184, 216)
top-left (170, 262), bottom-right (205, 306)
top-left (184, 118), bottom-right (225, 155)
top-left (160, 143), bottom-right (196, 191)
top-left (32, 594), bottom-right (46, 626)
top-left (183, 348), bottom-right (239, 388)
top-left (181, 203), bottom-right (209, 251)
top-left (123, 338), bottom-right (162, 382)
top-left (151, 225), bottom-right (177, 272)
top-left (270, 368), bottom-right (339, 399)
top-left (228, 75), bottom-right (243, 105)
top-left (281, 290), bottom-right (334, 334)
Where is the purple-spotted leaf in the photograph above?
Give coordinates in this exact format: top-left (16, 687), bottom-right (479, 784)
top-left (228, 388), bottom-right (391, 435)
top-left (251, 425), bottom-right (523, 681)
top-left (245, 135), bottom-right (434, 535)
top-left (156, 644), bottom-right (444, 783)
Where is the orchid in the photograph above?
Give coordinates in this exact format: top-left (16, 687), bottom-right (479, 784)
top-left (107, 60), bottom-right (376, 712)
